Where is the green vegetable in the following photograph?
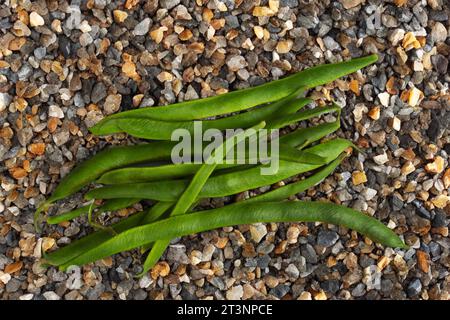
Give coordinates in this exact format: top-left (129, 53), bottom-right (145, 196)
top-left (57, 201), bottom-right (406, 270)
top-left (84, 139), bottom-right (352, 201)
top-left (90, 55), bottom-right (377, 126)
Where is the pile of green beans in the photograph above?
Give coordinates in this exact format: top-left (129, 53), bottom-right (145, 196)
top-left (37, 55), bottom-right (407, 276)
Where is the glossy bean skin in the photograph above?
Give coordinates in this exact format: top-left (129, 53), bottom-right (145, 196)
top-left (91, 91), bottom-right (310, 139)
top-left (46, 198), bottom-right (140, 225)
top-left (279, 120), bottom-right (340, 149)
top-left (97, 147), bottom-right (325, 185)
top-left (85, 139), bottom-right (352, 202)
top-left (44, 156), bottom-right (345, 266)
top-left (58, 200), bottom-right (406, 270)
top-left (138, 122), bottom-right (265, 275)
top-left (44, 202), bottom-right (173, 266)
top-left (89, 55), bottom-right (377, 126)
top-left (267, 105), bottom-right (340, 129)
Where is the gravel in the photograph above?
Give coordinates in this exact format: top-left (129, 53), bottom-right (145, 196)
top-left (0, 0), bottom-right (448, 301)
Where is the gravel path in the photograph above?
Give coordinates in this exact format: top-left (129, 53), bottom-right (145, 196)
top-left (0, 0), bottom-right (449, 300)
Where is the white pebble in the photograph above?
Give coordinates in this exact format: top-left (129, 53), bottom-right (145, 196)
top-left (373, 152), bottom-right (388, 165)
top-left (78, 20), bottom-right (92, 33)
top-left (377, 92), bottom-right (390, 107)
top-left (19, 294), bottom-right (34, 300)
top-left (49, 105), bottom-right (64, 118)
top-left (0, 271), bottom-right (11, 284)
top-left (30, 12), bottom-right (45, 27)
top-left (43, 291), bottom-right (61, 300)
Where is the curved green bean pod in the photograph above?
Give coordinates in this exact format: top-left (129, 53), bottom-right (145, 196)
top-left (89, 55), bottom-right (377, 125)
top-left (46, 198), bottom-right (141, 225)
top-left (58, 200), bottom-right (406, 270)
top-left (267, 105), bottom-right (340, 129)
top-left (97, 146), bottom-right (325, 185)
top-left (279, 120), bottom-right (340, 149)
top-left (44, 201), bottom-right (173, 267)
top-left (34, 141), bottom-right (177, 231)
top-left (91, 90), bottom-right (310, 139)
top-left (85, 139), bottom-right (352, 202)
top-left (138, 122), bottom-right (266, 276)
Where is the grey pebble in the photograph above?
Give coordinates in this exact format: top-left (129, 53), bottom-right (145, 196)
top-left (407, 279), bottom-right (422, 297)
top-left (317, 230), bottom-right (339, 247)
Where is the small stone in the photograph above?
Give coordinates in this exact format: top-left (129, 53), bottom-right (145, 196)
top-left (378, 92), bottom-right (390, 107)
top-left (19, 294), bottom-right (34, 300)
top-left (323, 36), bottom-right (340, 51)
top-left (407, 87), bottom-right (423, 107)
top-left (30, 12), bottom-right (45, 27)
top-left (389, 28), bottom-right (405, 45)
top-left (402, 32), bottom-right (421, 50)
top-left (29, 143), bottom-right (46, 156)
top-left (42, 237), bottom-right (56, 252)
top-left (339, 0), bottom-right (363, 9)
top-left (373, 153), bottom-right (388, 165)
top-left (367, 106), bottom-right (380, 120)
top-left (286, 225), bottom-right (300, 244)
top-left (113, 10), bottom-right (128, 23)
top-left (49, 105), bottom-right (64, 118)
top-left (285, 264), bottom-right (299, 278)
top-left (431, 195), bottom-right (449, 209)
top-left (227, 55), bottom-right (247, 72)
top-left (43, 291), bottom-right (61, 300)
top-left (407, 279), bottom-right (422, 297)
top-left (431, 54), bottom-right (449, 74)
top-left (79, 20), bottom-right (92, 33)
top-left (297, 291), bottom-right (312, 300)
top-left (104, 94), bottom-right (122, 115)
top-left (13, 21), bottom-right (31, 37)
top-left (389, 116), bottom-right (401, 131)
top-left (317, 230), bottom-right (339, 247)
top-left (150, 26), bottom-right (168, 44)
top-left (253, 6), bottom-right (276, 17)
top-left (150, 261), bottom-right (170, 279)
top-left (157, 71), bottom-right (173, 82)
top-left (0, 92), bottom-right (12, 112)
top-left (226, 285), bottom-right (243, 300)
top-left (133, 18), bottom-right (151, 36)
top-left (431, 22), bottom-right (447, 43)
top-left (425, 156), bottom-right (444, 174)
top-left (401, 161), bottom-right (415, 176)
top-left (352, 171), bottom-right (367, 185)
top-left (79, 33), bottom-right (93, 46)
top-left (416, 250), bottom-right (429, 273)
top-left (276, 40), bottom-right (293, 54)
top-left (160, 0), bottom-right (181, 10)
top-left (249, 223), bottom-right (267, 243)
top-left (253, 26), bottom-right (265, 39)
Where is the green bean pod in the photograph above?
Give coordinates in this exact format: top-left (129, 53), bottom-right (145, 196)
top-left (85, 139), bottom-right (353, 202)
top-left (91, 90), bottom-right (310, 139)
top-left (43, 202), bottom-right (173, 267)
top-left (46, 198), bottom-right (140, 225)
top-left (138, 122), bottom-right (266, 276)
top-left (89, 55), bottom-right (377, 126)
top-left (57, 200), bottom-right (406, 270)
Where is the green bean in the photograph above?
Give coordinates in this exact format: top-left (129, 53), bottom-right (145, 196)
top-left (245, 154), bottom-right (346, 203)
top-left (34, 141), bottom-right (177, 231)
top-left (138, 122), bottom-right (265, 276)
top-left (89, 55), bottom-right (377, 125)
top-left (44, 202), bottom-right (173, 267)
top-left (85, 139), bottom-right (352, 202)
top-left (97, 146), bottom-right (325, 185)
top-left (267, 105), bottom-right (340, 129)
top-left (279, 119), bottom-right (340, 149)
top-left (46, 198), bottom-right (140, 225)
top-left (58, 200), bottom-right (406, 270)
top-left (91, 89), bottom-right (310, 139)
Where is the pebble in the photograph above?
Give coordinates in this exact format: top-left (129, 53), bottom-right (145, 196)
top-left (227, 55), bottom-right (247, 72)
top-left (249, 224), bottom-right (267, 243)
top-left (133, 18), bottom-right (151, 36)
top-left (160, 0), bottom-right (181, 10)
top-left (49, 105), bottom-right (64, 119)
top-left (407, 279), bottom-right (422, 297)
top-left (30, 12), bottom-right (45, 27)
top-left (431, 22), bottom-right (447, 43)
top-left (43, 291), bottom-right (61, 300)
top-left (317, 230), bottom-right (339, 247)
top-left (104, 94), bottom-right (122, 115)
top-left (285, 264), bottom-right (299, 278)
top-left (226, 285), bottom-right (243, 300)
top-left (0, 92), bottom-right (12, 112)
